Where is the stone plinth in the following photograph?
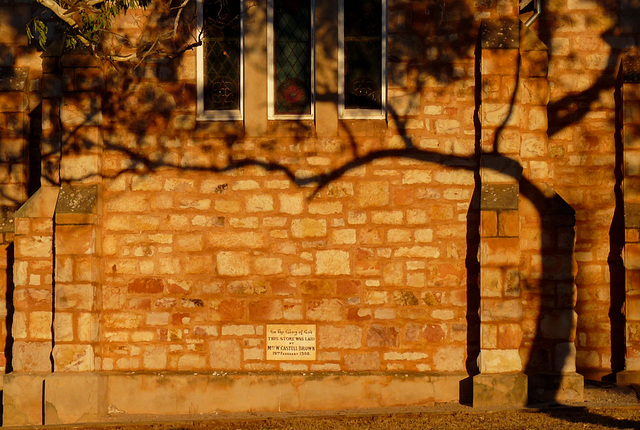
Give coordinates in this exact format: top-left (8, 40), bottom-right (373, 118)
top-left (473, 373), bottom-right (527, 408)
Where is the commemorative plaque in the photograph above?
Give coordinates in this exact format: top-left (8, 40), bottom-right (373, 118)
top-left (266, 324), bottom-right (316, 361)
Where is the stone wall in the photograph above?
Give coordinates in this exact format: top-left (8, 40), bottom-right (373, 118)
top-left (0, 0), bottom-right (639, 424)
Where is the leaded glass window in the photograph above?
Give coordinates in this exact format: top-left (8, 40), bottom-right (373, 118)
top-left (339, 0), bottom-right (386, 117)
top-left (269, 0), bottom-right (313, 117)
top-left (197, 0), bottom-right (242, 118)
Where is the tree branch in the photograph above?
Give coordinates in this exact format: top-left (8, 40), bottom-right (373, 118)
top-left (35, 0), bottom-right (93, 48)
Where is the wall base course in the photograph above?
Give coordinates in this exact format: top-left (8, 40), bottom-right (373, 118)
top-left (5, 371), bottom-right (466, 425)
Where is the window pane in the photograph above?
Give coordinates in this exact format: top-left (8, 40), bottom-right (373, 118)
top-left (344, 0), bottom-right (382, 111)
top-left (274, 0), bottom-right (312, 115)
top-left (203, 0), bottom-right (241, 111)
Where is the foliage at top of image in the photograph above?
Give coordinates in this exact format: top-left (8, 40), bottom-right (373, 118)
top-left (27, 0), bottom-right (200, 65)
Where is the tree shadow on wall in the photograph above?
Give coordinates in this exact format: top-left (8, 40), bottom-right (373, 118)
top-left (0, 0), bottom-right (638, 425)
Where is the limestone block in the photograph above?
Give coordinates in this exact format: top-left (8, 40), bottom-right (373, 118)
top-left (357, 181), bottom-right (389, 207)
top-left (306, 299), bottom-right (344, 321)
top-left (246, 194), bottom-right (274, 212)
top-left (315, 250), bottom-right (350, 275)
top-left (61, 93), bottom-right (102, 127)
top-left (481, 211), bottom-right (498, 237)
top-left (371, 210), bottom-right (403, 224)
top-left (540, 311), bottom-right (577, 340)
top-left (54, 312), bottom-right (74, 342)
top-left (29, 310), bottom-right (53, 339)
top-left (55, 283), bottom-right (95, 310)
top-left (53, 344), bottom-right (95, 372)
top-left (479, 349), bottom-right (522, 373)
top-left (208, 231), bottom-right (265, 248)
top-left (344, 352), bottom-right (381, 370)
top-left (473, 372), bottom-right (527, 407)
top-left (15, 235), bottom-right (52, 258)
top-left (12, 340), bottom-right (52, 372)
top-left (279, 193), bottom-right (304, 214)
top-left (394, 246), bottom-right (439, 258)
top-left (60, 154), bottom-right (101, 183)
top-left (626, 243), bottom-right (640, 270)
top-left (480, 299), bottom-right (523, 321)
top-left (253, 257), bottom-right (283, 275)
top-left (555, 342), bottom-right (577, 373)
top-left (292, 218), bottom-right (327, 238)
top-left (387, 91), bottom-right (420, 116)
top-left (216, 251), bottom-right (250, 276)
top-left (248, 299), bottom-right (283, 320)
top-left (480, 267), bottom-right (502, 297)
top-left (482, 103), bottom-right (520, 127)
top-left (3, 372), bottom-right (48, 426)
top-left (366, 325), bottom-right (398, 347)
top-left (44, 372), bottom-right (105, 424)
top-left (402, 170), bottom-right (432, 184)
top-left (308, 202), bottom-right (342, 214)
top-left (481, 238), bottom-right (519, 266)
top-left (527, 372), bottom-right (584, 403)
top-left (433, 347), bottom-right (465, 372)
top-left (481, 50), bottom-right (519, 76)
top-left (209, 339), bottom-right (241, 370)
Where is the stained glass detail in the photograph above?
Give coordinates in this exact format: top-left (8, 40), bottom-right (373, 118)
top-left (274, 0), bottom-right (312, 115)
top-left (344, 0), bottom-right (382, 111)
top-left (203, 0), bottom-right (241, 111)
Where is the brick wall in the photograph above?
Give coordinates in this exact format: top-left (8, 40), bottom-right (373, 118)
top-left (1, 0), bottom-right (640, 423)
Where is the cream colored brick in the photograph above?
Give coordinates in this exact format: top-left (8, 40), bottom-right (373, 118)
top-left (308, 201), bottom-right (343, 214)
top-left (414, 229), bottom-right (433, 242)
top-left (318, 325), bottom-right (362, 349)
top-left (228, 217), bottom-right (259, 228)
top-left (216, 251), bottom-right (250, 276)
top-left (348, 212), bottom-right (367, 224)
top-left (357, 181), bottom-right (389, 207)
top-left (177, 354), bottom-right (206, 370)
top-left (29, 311), bottom-right (52, 340)
top-left (143, 346), bottom-right (167, 369)
top-left (54, 313), bottom-right (73, 342)
top-left (383, 351), bottom-right (428, 361)
top-left (407, 209), bottom-right (428, 224)
top-left (394, 246), bottom-right (439, 258)
top-left (232, 180), bottom-right (259, 190)
top-left (12, 311), bottom-right (27, 339)
top-left (146, 312), bottom-right (170, 326)
top-left (290, 263), bottom-right (312, 276)
top-left (263, 217), bottom-right (287, 227)
top-left (372, 211), bottom-right (403, 224)
top-left (208, 231), bottom-right (264, 248)
top-left (254, 257), bottom-right (283, 275)
top-left (330, 229), bottom-right (357, 245)
top-left (387, 229), bottom-right (411, 242)
top-left (279, 193), bottom-right (304, 215)
top-left (221, 325), bottom-right (255, 336)
top-left (433, 347), bottom-right (465, 371)
top-left (246, 194), bottom-right (274, 212)
top-left (316, 250), bottom-right (351, 275)
top-left (131, 175), bottom-right (163, 191)
top-left (214, 200), bottom-right (241, 213)
top-left (292, 219), bottom-right (326, 238)
top-left (402, 170), bottom-right (432, 184)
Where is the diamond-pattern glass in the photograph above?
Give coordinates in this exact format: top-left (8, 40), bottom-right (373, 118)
top-left (203, 0), bottom-right (241, 111)
top-left (274, 0), bottom-right (311, 115)
top-left (344, 0), bottom-right (382, 110)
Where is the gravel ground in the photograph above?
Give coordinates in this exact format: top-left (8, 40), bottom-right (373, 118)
top-left (13, 381), bottom-right (640, 430)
